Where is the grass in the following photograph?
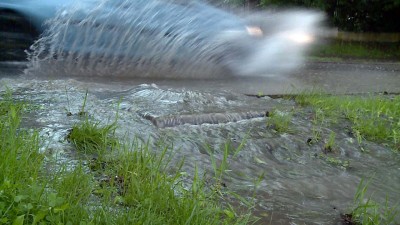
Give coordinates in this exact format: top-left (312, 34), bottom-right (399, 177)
top-left (266, 109), bottom-right (293, 134)
top-left (295, 92), bottom-right (400, 151)
top-left (67, 118), bottom-right (118, 155)
top-left (324, 131), bottom-right (337, 152)
top-left (0, 93), bottom-right (45, 225)
top-left (0, 92), bottom-right (254, 224)
top-left (344, 178), bottom-right (399, 225)
top-left (310, 41), bottom-right (400, 61)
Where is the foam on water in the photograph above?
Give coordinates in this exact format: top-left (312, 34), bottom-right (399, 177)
top-left (26, 0), bottom-right (325, 79)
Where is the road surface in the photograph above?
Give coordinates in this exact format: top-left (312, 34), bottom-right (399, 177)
top-left (0, 60), bottom-right (399, 95)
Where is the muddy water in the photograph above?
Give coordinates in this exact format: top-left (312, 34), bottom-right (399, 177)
top-left (1, 69), bottom-right (400, 224)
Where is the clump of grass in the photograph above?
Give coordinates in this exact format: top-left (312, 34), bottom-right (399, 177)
top-left (266, 109), bottom-right (293, 133)
top-left (324, 131), bottom-right (337, 152)
top-left (343, 178), bottom-right (399, 225)
top-left (296, 93), bottom-right (400, 151)
top-left (307, 108), bottom-right (327, 145)
top-left (67, 118), bottom-right (118, 155)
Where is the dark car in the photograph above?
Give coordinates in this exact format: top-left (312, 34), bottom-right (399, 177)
top-left (0, 0), bottom-right (73, 60)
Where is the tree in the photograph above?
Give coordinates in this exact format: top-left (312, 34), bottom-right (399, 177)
top-left (211, 0), bottom-right (400, 32)
top-left (259, 0), bottom-right (400, 32)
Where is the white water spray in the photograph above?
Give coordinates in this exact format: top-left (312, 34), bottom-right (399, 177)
top-left (27, 0), bottom-right (325, 79)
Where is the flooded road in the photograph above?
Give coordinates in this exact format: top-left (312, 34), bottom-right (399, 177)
top-left (1, 61), bottom-right (400, 224)
top-left (3, 60), bottom-right (400, 95)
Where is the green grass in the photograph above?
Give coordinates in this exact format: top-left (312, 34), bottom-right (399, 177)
top-left (67, 118), bottom-right (118, 155)
top-left (0, 93), bottom-right (254, 225)
top-left (0, 94), bottom-right (45, 225)
top-left (346, 178), bottom-right (399, 225)
top-left (324, 131), bottom-right (337, 152)
top-left (0, 93), bottom-right (95, 224)
top-left (266, 109), bottom-right (293, 134)
top-left (311, 41), bottom-right (400, 61)
top-left (296, 93), bottom-right (400, 151)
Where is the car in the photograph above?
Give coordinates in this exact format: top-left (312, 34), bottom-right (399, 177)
top-left (1, 0), bottom-right (322, 77)
top-left (0, 0), bottom-right (73, 60)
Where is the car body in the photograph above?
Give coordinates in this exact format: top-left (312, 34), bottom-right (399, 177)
top-left (1, 0), bottom-right (321, 77)
top-left (0, 0), bottom-right (73, 60)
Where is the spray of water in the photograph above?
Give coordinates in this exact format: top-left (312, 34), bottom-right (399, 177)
top-left (235, 10), bottom-right (325, 75)
top-left (26, 0), bottom-right (325, 79)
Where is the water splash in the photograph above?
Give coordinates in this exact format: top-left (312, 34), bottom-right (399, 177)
top-left (140, 111), bottom-right (267, 128)
top-left (236, 10), bottom-right (325, 75)
top-left (26, 0), bottom-right (325, 79)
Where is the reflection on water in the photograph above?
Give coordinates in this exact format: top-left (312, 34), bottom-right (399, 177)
top-left (2, 77), bottom-right (399, 224)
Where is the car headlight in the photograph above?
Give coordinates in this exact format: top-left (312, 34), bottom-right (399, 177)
top-left (280, 31), bottom-right (314, 44)
top-left (246, 26), bottom-right (263, 37)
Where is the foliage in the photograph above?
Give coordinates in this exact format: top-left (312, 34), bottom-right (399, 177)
top-left (324, 131), bottom-right (336, 152)
top-left (67, 118), bottom-right (118, 155)
top-left (266, 109), bottom-right (293, 133)
top-left (331, 0), bottom-right (400, 32)
top-left (0, 94), bottom-right (45, 225)
top-left (214, 0), bottom-right (400, 32)
top-left (349, 178), bottom-right (399, 224)
top-left (296, 93), bottom-right (400, 151)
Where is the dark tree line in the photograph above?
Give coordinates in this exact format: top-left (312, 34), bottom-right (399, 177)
top-left (218, 0), bottom-right (400, 32)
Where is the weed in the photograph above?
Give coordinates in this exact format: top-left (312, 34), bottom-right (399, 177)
top-left (296, 93), bottom-right (400, 151)
top-left (204, 138), bottom-right (259, 223)
top-left (266, 109), bottom-right (293, 133)
top-left (309, 127), bottom-right (322, 144)
top-left (308, 108), bottom-right (326, 145)
top-left (64, 86), bottom-right (72, 116)
top-left (79, 90), bottom-right (89, 116)
top-left (324, 131), bottom-right (337, 152)
top-left (67, 118), bottom-right (118, 155)
top-left (392, 129), bottom-right (400, 150)
top-left (347, 178), bottom-right (399, 225)
top-left (0, 93), bottom-right (46, 224)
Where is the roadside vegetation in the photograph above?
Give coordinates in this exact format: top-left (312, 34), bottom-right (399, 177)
top-left (343, 178), bottom-right (399, 225)
top-left (266, 92), bottom-right (400, 151)
top-left (295, 92), bottom-right (400, 151)
top-left (310, 41), bottom-right (400, 61)
top-left (0, 92), bottom-right (254, 225)
top-left (266, 109), bottom-right (293, 134)
top-left (222, 0), bottom-right (400, 33)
